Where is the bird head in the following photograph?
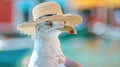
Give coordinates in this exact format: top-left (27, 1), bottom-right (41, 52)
top-left (35, 20), bottom-right (76, 37)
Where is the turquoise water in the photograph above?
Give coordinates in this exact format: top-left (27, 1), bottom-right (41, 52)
top-left (0, 33), bottom-right (120, 67)
top-left (0, 49), bottom-right (28, 67)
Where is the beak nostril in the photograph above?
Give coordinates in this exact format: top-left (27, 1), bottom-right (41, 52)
top-left (64, 21), bottom-right (66, 24)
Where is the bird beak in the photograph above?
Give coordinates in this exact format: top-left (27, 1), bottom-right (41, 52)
top-left (60, 25), bottom-right (77, 34)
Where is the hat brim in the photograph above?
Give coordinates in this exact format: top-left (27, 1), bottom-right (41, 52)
top-left (17, 14), bottom-right (82, 37)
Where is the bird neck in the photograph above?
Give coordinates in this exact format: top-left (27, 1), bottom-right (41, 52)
top-left (34, 35), bottom-right (64, 55)
top-left (29, 33), bottom-right (65, 67)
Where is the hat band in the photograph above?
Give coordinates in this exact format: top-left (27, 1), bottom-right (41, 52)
top-left (35, 14), bottom-right (56, 20)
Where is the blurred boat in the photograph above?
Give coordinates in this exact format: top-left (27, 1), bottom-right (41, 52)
top-left (0, 38), bottom-right (33, 51)
top-left (71, 0), bottom-right (120, 10)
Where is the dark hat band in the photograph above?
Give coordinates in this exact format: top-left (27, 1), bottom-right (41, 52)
top-left (35, 14), bottom-right (56, 20)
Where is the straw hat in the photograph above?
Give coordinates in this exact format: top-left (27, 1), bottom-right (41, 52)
top-left (17, 2), bottom-right (82, 37)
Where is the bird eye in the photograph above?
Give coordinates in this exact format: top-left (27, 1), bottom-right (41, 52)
top-left (45, 20), bottom-right (53, 27)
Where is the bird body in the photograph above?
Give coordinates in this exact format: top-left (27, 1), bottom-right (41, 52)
top-left (28, 37), bottom-right (66, 67)
top-left (28, 22), bottom-right (66, 67)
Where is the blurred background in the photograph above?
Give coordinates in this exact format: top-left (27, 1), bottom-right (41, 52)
top-left (0, 0), bottom-right (120, 67)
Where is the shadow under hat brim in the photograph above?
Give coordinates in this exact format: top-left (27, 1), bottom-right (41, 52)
top-left (17, 14), bottom-right (82, 37)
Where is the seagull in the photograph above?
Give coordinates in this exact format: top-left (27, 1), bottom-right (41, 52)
top-left (27, 20), bottom-right (82, 67)
top-left (17, 2), bottom-right (82, 67)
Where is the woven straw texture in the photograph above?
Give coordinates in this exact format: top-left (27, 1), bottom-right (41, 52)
top-left (17, 2), bottom-right (82, 37)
